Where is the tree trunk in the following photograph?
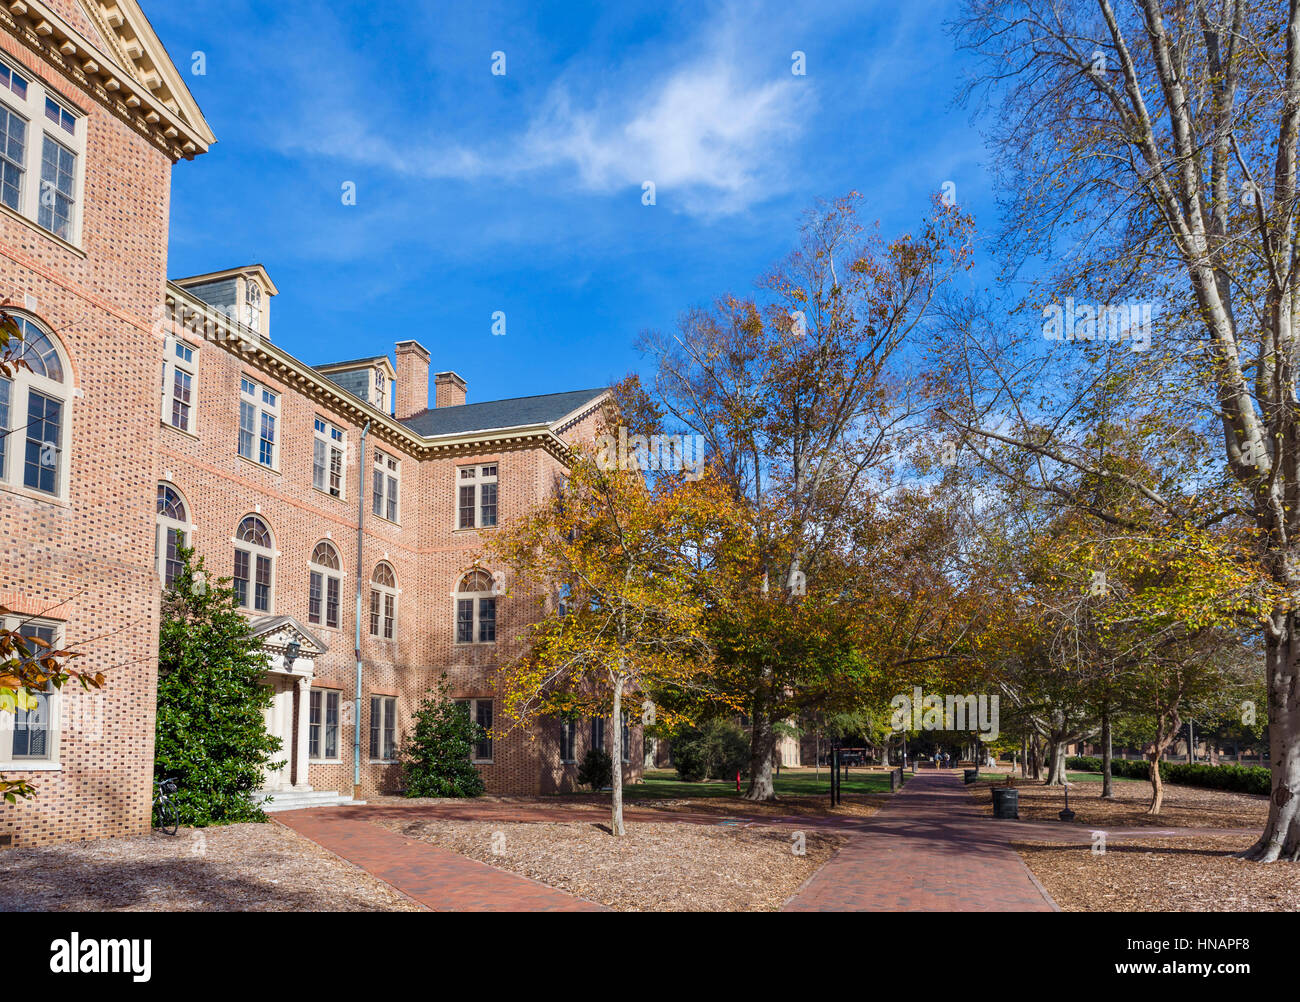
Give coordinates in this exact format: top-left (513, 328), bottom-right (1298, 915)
top-left (743, 701), bottom-right (778, 801)
top-left (1148, 750), bottom-right (1164, 816)
top-left (1020, 734), bottom-right (1028, 777)
top-left (1101, 707), bottom-right (1114, 800)
top-left (1044, 741), bottom-right (1067, 785)
top-left (1242, 615), bottom-right (1300, 862)
top-left (610, 674), bottom-right (625, 836)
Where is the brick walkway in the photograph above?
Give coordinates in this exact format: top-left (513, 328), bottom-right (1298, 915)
top-left (276, 809), bottom-right (606, 911)
top-left (782, 770), bottom-right (1059, 911)
top-left (280, 776), bottom-right (1252, 912)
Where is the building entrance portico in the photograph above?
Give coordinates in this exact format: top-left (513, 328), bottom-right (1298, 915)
top-left (249, 617), bottom-right (328, 794)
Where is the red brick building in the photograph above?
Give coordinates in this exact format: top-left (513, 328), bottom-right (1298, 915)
top-left (1, 1), bottom-right (639, 849)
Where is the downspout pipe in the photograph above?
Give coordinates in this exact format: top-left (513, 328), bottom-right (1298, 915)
top-left (354, 419), bottom-right (371, 799)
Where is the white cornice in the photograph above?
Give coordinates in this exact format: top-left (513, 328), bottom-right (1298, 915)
top-left (1, 0), bottom-right (214, 161)
top-left (164, 283), bottom-right (576, 465)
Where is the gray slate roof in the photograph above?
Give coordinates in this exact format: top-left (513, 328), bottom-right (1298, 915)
top-left (400, 387), bottom-right (607, 437)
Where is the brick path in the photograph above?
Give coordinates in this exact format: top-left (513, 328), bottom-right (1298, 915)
top-left (280, 775), bottom-right (1254, 912)
top-left (277, 809), bottom-right (606, 911)
top-left (782, 770), bottom-right (1059, 911)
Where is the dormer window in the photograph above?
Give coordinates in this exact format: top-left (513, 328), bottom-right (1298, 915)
top-left (375, 368), bottom-right (386, 407)
top-left (245, 282), bottom-right (263, 333)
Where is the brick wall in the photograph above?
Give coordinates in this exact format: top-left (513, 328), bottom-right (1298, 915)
top-left (159, 338), bottom-right (639, 799)
top-left (0, 26), bottom-right (172, 848)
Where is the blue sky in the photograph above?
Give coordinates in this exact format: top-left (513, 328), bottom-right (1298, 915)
top-left (149, 0), bottom-right (994, 407)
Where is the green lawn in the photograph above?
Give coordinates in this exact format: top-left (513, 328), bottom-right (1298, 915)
top-left (631, 767), bottom-right (895, 800)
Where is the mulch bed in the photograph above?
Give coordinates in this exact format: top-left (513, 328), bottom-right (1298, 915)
top-left (0, 822), bottom-right (422, 912)
top-left (969, 774), bottom-right (1269, 829)
top-left (373, 816), bottom-right (843, 911)
top-left (1015, 833), bottom-right (1300, 911)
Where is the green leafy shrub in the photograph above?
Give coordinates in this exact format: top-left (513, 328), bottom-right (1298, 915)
top-left (672, 735), bottom-right (707, 782)
top-left (672, 720), bottom-right (749, 781)
top-left (400, 679), bottom-right (486, 798)
top-left (1066, 756), bottom-right (1269, 795)
top-left (578, 747), bottom-right (613, 790)
top-left (154, 549), bottom-right (282, 826)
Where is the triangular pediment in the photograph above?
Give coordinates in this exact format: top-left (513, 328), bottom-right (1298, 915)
top-left (248, 616), bottom-right (330, 659)
top-left (0, 1), bottom-right (215, 159)
top-left (77, 0), bottom-right (214, 144)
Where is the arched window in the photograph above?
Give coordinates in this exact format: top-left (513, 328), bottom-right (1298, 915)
top-left (309, 540), bottom-right (342, 629)
top-left (0, 315), bottom-right (69, 498)
top-left (156, 483), bottom-right (190, 587)
top-left (245, 282), bottom-right (262, 333)
top-left (370, 562), bottom-right (397, 640)
top-left (456, 569), bottom-right (496, 644)
top-left (234, 515), bottom-right (274, 613)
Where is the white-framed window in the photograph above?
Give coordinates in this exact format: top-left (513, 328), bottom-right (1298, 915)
top-left (308, 540), bottom-right (342, 630)
top-left (0, 314), bottom-right (70, 500)
top-left (233, 515), bottom-right (275, 613)
top-left (161, 336), bottom-right (197, 434)
top-left (622, 711), bottom-right (631, 763)
top-left (312, 417), bottom-right (345, 498)
top-left (309, 689), bottom-right (340, 761)
top-left (156, 483), bottom-right (190, 588)
top-left (457, 464), bottom-right (498, 529)
top-left (456, 698), bottom-right (493, 763)
top-left (559, 715), bottom-right (577, 763)
top-left (244, 282), bottom-right (263, 334)
top-left (369, 561), bottom-right (397, 640)
top-left (372, 448), bottom-right (399, 522)
top-left (455, 569), bottom-right (496, 645)
top-left (591, 716), bottom-right (606, 753)
top-left (0, 617), bottom-right (62, 767)
top-left (369, 695), bottom-right (397, 762)
top-left (0, 57), bottom-right (85, 244)
top-left (238, 376), bottom-right (278, 469)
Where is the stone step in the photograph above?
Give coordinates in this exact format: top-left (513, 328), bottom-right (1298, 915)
top-left (254, 789), bottom-right (366, 813)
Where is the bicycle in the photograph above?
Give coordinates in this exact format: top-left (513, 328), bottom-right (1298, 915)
top-left (153, 777), bottom-right (179, 836)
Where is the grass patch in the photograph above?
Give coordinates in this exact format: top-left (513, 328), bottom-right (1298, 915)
top-left (631, 767), bottom-right (894, 800)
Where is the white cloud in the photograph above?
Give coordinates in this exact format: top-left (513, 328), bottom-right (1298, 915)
top-left (256, 6), bottom-right (814, 219)
top-left (522, 61), bottom-right (813, 216)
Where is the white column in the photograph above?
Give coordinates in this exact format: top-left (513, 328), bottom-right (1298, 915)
top-left (294, 675), bottom-right (312, 791)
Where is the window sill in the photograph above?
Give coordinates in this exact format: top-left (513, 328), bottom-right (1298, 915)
top-left (453, 525), bottom-right (499, 533)
top-left (454, 642), bottom-right (498, 648)
top-left (161, 420), bottom-right (201, 443)
top-left (370, 759), bottom-right (397, 765)
top-left (472, 760), bottom-right (494, 766)
top-left (312, 485), bottom-right (346, 504)
top-left (371, 513), bottom-right (401, 527)
top-left (0, 200), bottom-right (85, 257)
top-left (310, 759), bottom-right (342, 765)
top-left (0, 481), bottom-right (71, 508)
top-left (237, 454), bottom-right (281, 476)
top-left (1, 761), bottom-right (62, 772)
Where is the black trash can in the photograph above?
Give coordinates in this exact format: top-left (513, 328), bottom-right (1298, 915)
top-left (991, 786), bottom-right (1019, 819)
top-left (964, 768), bottom-right (978, 784)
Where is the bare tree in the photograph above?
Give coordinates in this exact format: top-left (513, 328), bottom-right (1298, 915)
top-left (948, 0), bottom-right (1300, 860)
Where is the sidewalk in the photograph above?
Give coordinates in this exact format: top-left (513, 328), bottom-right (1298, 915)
top-left (782, 770), bottom-right (1058, 911)
top-left (276, 809), bottom-right (606, 911)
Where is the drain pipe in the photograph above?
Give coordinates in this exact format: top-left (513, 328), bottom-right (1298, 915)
top-left (353, 419), bottom-right (371, 800)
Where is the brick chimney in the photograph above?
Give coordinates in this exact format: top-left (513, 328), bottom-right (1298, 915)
top-left (394, 340), bottom-right (430, 419)
top-left (435, 371), bottom-right (467, 408)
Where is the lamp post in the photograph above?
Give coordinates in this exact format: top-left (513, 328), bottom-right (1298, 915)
top-left (1059, 779), bottom-right (1075, 822)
